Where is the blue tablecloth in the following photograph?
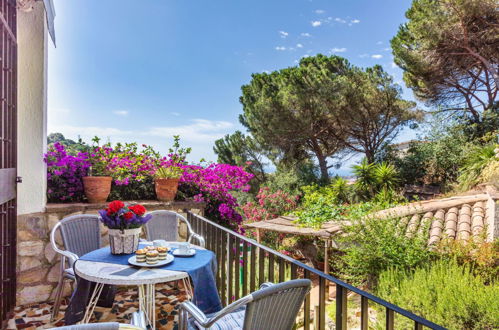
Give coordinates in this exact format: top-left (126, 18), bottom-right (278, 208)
top-left (80, 245), bottom-right (222, 314)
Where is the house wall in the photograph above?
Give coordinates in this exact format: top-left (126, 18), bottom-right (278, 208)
top-left (17, 1), bottom-right (48, 215)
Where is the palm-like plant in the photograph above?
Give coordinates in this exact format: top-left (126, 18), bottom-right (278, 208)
top-left (456, 144), bottom-right (497, 191)
top-left (352, 159), bottom-right (377, 199)
top-left (374, 162), bottom-right (399, 191)
top-left (331, 177), bottom-right (351, 203)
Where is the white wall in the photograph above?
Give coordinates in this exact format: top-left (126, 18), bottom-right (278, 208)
top-left (17, 2), bottom-right (48, 215)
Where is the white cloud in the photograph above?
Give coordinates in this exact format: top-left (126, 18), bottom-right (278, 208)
top-left (147, 119), bottom-right (235, 143)
top-left (383, 47), bottom-right (392, 51)
top-left (371, 54), bottom-right (383, 59)
top-left (275, 46), bottom-right (286, 51)
top-left (311, 21), bottom-right (322, 27)
top-left (376, 41), bottom-right (383, 45)
top-left (113, 110), bottom-right (129, 116)
top-left (315, 9), bottom-right (325, 14)
top-left (330, 47), bottom-right (347, 53)
top-left (350, 19), bottom-right (360, 24)
top-left (391, 61), bottom-right (398, 68)
top-left (359, 53), bottom-right (369, 58)
top-left (296, 43), bottom-right (303, 48)
top-left (334, 17), bottom-right (346, 24)
top-left (47, 108), bottom-right (236, 162)
top-left (301, 32), bottom-right (312, 37)
top-left (279, 31), bottom-right (289, 38)
top-left (170, 112), bottom-right (181, 116)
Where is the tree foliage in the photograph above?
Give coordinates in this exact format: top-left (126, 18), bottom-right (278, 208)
top-left (392, 0), bottom-right (499, 124)
top-left (240, 55), bottom-right (418, 180)
top-left (240, 55), bottom-right (347, 181)
top-left (213, 131), bottom-right (267, 185)
top-left (333, 65), bottom-right (420, 162)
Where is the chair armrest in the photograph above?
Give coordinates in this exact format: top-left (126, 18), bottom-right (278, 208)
top-left (178, 213), bottom-right (206, 248)
top-left (260, 282), bottom-right (274, 289)
top-left (180, 295), bottom-right (253, 328)
top-left (50, 222), bottom-right (79, 267)
top-left (189, 233), bottom-right (205, 248)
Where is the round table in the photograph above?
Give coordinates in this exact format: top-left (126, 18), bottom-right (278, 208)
top-left (75, 243), bottom-right (197, 327)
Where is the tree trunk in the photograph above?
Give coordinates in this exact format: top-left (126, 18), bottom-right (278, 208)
top-left (317, 156), bottom-right (329, 182)
top-left (365, 149), bottom-right (375, 164)
top-left (310, 138), bottom-right (330, 182)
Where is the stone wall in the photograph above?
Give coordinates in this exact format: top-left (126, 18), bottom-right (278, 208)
top-left (16, 201), bottom-right (205, 306)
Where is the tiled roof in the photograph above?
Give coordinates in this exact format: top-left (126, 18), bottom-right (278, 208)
top-left (373, 192), bottom-right (498, 247)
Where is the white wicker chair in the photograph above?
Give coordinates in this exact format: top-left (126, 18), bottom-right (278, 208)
top-left (49, 215), bottom-right (101, 321)
top-left (144, 210), bottom-right (205, 247)
top-left (178, 279), bottom-right (311, 330)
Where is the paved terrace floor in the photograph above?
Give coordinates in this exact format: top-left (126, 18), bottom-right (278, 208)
top-left (7, 283), bottom-right (187, 330)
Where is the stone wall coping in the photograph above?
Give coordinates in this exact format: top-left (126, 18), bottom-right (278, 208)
top-left (45, 200), bottom-right (206, 214)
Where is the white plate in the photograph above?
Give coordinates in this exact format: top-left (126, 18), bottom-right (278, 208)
top-left (128, 254), bottom-right (174, 268)
top-left (172, 248), bottom-right (196, 257)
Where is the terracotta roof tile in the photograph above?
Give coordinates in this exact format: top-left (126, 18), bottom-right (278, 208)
top-left (374, 192), bottom-right (497, 245)
top-left (457, 204), bottom-right (472, 241)
top-left (444, 207), bottom-right (459, 239)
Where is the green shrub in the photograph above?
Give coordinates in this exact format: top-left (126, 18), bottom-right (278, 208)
top-left (455, 143), bottom-right (497, 192)
top-left (376, 260), bottom-right (499, 329)
top-left (337, 216), bottom-right (433, 285)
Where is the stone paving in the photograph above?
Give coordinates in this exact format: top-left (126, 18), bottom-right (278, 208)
top-left (7, 283), bottom-right (187, 330)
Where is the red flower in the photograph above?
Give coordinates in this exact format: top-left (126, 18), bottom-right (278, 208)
top-left (129, 204), bottom-right (146, 216)
top-left (108, 200), bottom-right (125, 214)
top-left (123, 212), bottom-right (134, 220)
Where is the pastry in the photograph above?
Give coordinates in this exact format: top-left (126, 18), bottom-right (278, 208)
top-left (157, 246), bottom-right (168, 260)
top-left (135, 249), bottom-right (146, 263)
top-left (146, 251), bottom-right (158, 265)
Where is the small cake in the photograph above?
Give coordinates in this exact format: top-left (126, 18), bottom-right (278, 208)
top-left (146, 251), bottom-right (159, 265)
top-left (146, 246), bottom-right (157, 252)
top-left (157, 246), bottom-right (168, 260)
top-left (135, 249), bottom-right (146, 263)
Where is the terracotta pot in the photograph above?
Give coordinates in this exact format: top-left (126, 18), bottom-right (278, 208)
top-left (82, 176), bottom-right (112, 203)
top-left (108, 227), bottom-right (142, 254)
top-left (155, 178), bottom-right (180, 202)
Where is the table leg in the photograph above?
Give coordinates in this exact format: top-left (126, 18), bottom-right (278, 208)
top-left (82, 282), bottom-right (105, 323)
top-left (182, 277), bottom-right (193, 300)
top-left (138, 284), bottom-right (156, 328)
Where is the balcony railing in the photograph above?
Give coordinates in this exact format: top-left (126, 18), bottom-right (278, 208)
top-left (186, 211), bottom-right (446, 330)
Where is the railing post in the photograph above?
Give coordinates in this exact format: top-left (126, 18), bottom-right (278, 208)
top-left (336, 285), bottom-right (347, 330)
top-left (361, 296), bottom-right (368, 330)
top-left (319, 277), bottom-right (326, 330)
top-left (386, 308), bottom-right (394, 330)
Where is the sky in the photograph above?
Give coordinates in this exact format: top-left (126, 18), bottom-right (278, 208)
top-left (48, 0), bottom-right (418, 175)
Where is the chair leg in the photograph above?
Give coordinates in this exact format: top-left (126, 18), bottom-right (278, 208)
top-left (51, 276), bottom-right (66, 322)
top-left (178, 307), bottom-right (188, 330)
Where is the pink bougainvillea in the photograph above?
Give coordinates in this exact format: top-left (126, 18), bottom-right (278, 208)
top-left (241, 187), bottom-right (299, 222)
top-left (45, 141), bottom-right (254, 230)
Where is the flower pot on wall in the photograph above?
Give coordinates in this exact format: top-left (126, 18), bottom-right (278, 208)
top-left (82, 176), bottom-right (112, 203)
top-left (155, 178), bottom-right (180, 202)
top-left (108, 227), bottom-right (142, 254)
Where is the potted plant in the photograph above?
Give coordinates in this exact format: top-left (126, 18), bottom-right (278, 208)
top-left (154, 136), bottom-right (190, 202)
top-left (154, 165), bottom-right (183, 202)
top-left (83, 137), bottom-right (113, 203)
top-left (98, 200), bottom-right (152, 254)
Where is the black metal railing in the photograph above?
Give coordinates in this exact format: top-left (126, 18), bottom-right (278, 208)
top-left (186, 211), bottom-right (446, 330)
top-left (0, 0), bottom-right (17, 325)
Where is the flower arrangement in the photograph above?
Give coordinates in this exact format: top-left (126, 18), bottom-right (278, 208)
top-left (45, 136), bottom-right (255, 231)
top-left (98, 200), bottom-right (152, 230)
